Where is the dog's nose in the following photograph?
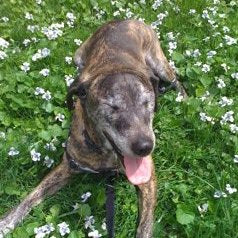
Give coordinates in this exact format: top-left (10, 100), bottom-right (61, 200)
top-left (131, 137), bottom-right (153, 157)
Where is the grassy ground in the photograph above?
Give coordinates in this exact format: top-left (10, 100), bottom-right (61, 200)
top-left (0, 0), bottom-right (238, 237)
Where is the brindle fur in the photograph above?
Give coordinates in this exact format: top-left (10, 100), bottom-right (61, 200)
top-left (0, 20), bottom-right (186, 238)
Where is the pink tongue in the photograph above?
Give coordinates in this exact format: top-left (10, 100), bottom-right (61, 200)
top-left (123, 156), bottom-right (152, 185)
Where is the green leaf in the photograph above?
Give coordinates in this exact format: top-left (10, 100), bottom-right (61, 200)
top-left (38, 130), bottom-right (51, 141)
top-left (96, 188), bottom-right (106, 207)
top-left (77, 204), bottom-right (91, 217)
top-left (186, 66), bottom-right (199, 79)
top-left (68, 230), bottom-right (86, 238)
top-left (50, 204), bottom-right (61, 217)
top-left (26, 222), bottom-right (39, 235)
top-left (172, 52), bottom-right (185, 64)
top-left (13, 227), bottom-right (29, 238)
top-left (176, 205), bottom-right (195, 225)
top-left (199, 76), bottom-right (213, 87)
top-left (5, 184), bottom-right (21, 196)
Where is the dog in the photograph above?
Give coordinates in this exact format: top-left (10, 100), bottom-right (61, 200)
top-left (0, 19), bottom-right (187, 238)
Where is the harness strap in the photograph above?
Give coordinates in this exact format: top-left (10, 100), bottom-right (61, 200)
top-left (105, 173), bottom-right (116, 238)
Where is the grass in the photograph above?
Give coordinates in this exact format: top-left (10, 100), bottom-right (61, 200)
top-left (0, 0), bottom-right (238, 237)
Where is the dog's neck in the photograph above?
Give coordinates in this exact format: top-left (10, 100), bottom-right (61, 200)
top-left (66, 100), bottom-right (120, 172)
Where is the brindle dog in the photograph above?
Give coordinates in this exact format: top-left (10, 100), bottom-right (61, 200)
top-left (0, 20), bottom-right (187, 238)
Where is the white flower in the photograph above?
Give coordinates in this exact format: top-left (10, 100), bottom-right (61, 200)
top-left (39, 68), bottom-right (50, 77)
top-left (152, 0), bottom-right (163, 10)
top-left (168, 41), bottom-right (177, 50)
top-left (66, 12), bottom-right (76, 21)
top-left (234, 155), bottom-right (238, 163)
top-left (224, 35), bottom-right (237, 45)
top-left (200, 91), bottom-right (210, 102)
top-left (156, 11), bottom-right (168, 25)
top-left (31, 149), bottom-right (41, 161)
top-left (0, 50), bottom-right (7, 60)
top-left (55, 113), bottom-right (65, 122)
top-left (32, 48), bottom-right (50, 61)
top-left (8, 147), bottom-right (20, 156)
top-left (231, 72), bottom-right (238, 80)
top-left (0, 132), bottom-right (6, 139)
top-left (101, 222), bottom-right (106, 231)
top-left (88, 230), bottom-right (102, 238)
top-left (218, 97), bottom-right (233, 107)
top-left (41, 23), bottom-right (64, 40)
top-left (202, 10), bottom-right (210, 19)
top-left (197, 203), bottom-right (208, 216)
top-left (84, 216), bottom-right (95, 230)
top-left (23, 39), bottom-right (31, 46)
top-left (199, 112), bottom-right (215, 124)
top-left (0, 37), bottom-right (9, 49)
top-left (65, 74), bottom-right (74, 87)
top-left (166, 32), bottom-right (175, 41)
top-left (175, 92), bottom-right (184, 102)
top-left (220, 111), bottom-right (234, 125)
top-left (225, 184), bottom-right (237, 194)
top-left (74, 39), bottom-right (82, 46)
top-left (113, 11), bottom-right (120, 17)
top-left (230, 0), bottom-right (236, 6)
top-left (35, 87), bottom-right (45, 95)
top-left (41, 48), bottom-right (51, 57)
top-left (31, 37), bottom-right (39, 43)
top-left (185, 50), bottom-right (191, 57)
top-left (27, 25), bottom-right (39, 33)
top-left (217, 78), bottom-right (226, 88)
top-left (44, 156), bottom-right (54, 168)
top-left (44, 142), bottom-right (56, 151)
top-left (81, 192), bottom-right (91, 203)
top-left (201, 64), bottom-right (210, 73)
top-left (189, 9), bottom-right (196, 14)
top-left (214, 190), bottom-right (227, 198)
top-left (42, 90), bottom-right (52, 101)
top-left (72, 203), bottom-right (79, 210)
top-left (221, 63), bottom-right (230, 72)
top-left (34, 223), bottom-right (54, 238)
top-left (57, 222), bottom-right (70, 236)
top-left (25, 12), bottom-right (34, 20)
top-left (194, 61), bottom-right (202, 67)
top-left (203, 37), bottom-right (210, 43)
top-left (207, 50), bottom-right (216, 58)
top-left (1, 16), bottom-right (9, 22)
top-left (223, 26), bottom-right (230, 33)
top-left (20, 62), bottom-right (30, 72)
top-left (192, 49), bottom-right (201, 58)
top-left (230, 124), bottom-right (238, 134)
top-left (36, 0), bottom-right (43, 4)
top-left (65, 56), bottom-right (72, 64)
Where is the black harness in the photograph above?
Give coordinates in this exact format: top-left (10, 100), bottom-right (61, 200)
top-left (65, 131), bottom-right (117, 238)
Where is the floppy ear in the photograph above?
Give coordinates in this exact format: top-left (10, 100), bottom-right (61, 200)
top-left (66, 79), bottom-right (89, 110)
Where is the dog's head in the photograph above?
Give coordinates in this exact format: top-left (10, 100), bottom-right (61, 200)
top-left (67, 72), bottom-right (156, 184)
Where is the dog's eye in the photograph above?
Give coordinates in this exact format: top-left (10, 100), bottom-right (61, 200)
top-left (77, 86), bottom-right (86, 99)
top-left (111, 105), bottom-right (119, 111)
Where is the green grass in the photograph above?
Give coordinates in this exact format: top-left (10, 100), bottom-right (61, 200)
top-left (0, 0), bottom-right (238, 237)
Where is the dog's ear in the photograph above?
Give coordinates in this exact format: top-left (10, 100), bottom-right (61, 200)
top-left (66, 79), bottom-right (90, 110)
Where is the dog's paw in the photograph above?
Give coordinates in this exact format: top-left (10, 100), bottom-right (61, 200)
top-left (0, 219), bottom-right (14, 238)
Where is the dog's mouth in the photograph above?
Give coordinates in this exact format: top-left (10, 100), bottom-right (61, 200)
top-left (103, 131), bottom-right (152, 185)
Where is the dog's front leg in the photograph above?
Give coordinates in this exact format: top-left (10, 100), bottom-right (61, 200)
top-left (136, 159), bottom-right (157, 238)
top-left (0, 153), bottom-right (72, 237)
